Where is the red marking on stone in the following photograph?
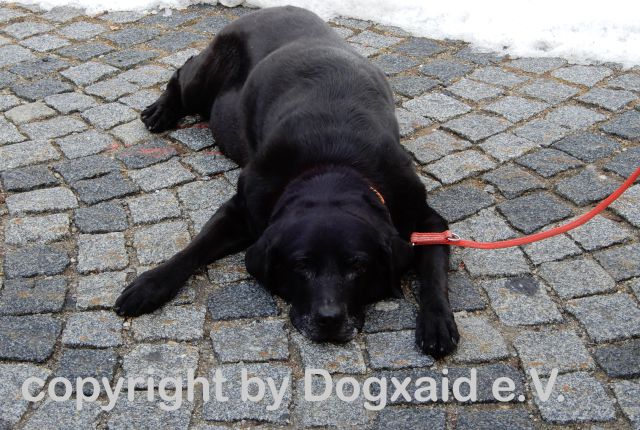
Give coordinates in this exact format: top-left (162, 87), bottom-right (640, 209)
top-left (137, 147), bottom-right (175, 157)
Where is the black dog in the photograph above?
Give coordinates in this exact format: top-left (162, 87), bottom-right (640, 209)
top-left (115, 6), bottom-right (459, 357)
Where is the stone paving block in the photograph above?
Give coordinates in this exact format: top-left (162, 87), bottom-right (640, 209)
top-left (207, 252), bottom-right (250, 284)
top-left (72, 171), bottom-right (140, 204)
top-left (207, 281), bottom-right (277, 320)
top-left (631, 278), bottom-right (640, 300)
top-left (348, 30), bottom-right (401, 48)
top-left (85, 78), bottom-right (139, 100)
top-left (0, 44), bottom-right (36, 67)
top-left (62, 310), bottom-right (122, 347)
top-left (103, 27), bottom-right (161, 46)
top-left (210, 319), bottom-right (289, 362)
top-left (8, 56), bottom-right (69, 79)
top-left (578, 87), bottom-right (637, 111)
top-left (498, 191), bottom-right (572, 233)
top-left (552, 132), bottom-right (620, 163)
top-left (485, 96), bottom-right (549, 122)
top-left (452, 315), bottom-right (509, 363)
top-left (107, 393), bottom-right (193, 430)
top-left (479, 132), bottom-right (538, 162)
top-left (0, 94), bottom-right (20, 111)
top-left (116, 139), bottom-right (177, 168)
top-left (149, 31), bottom-right (206, 51)
top-left (5, 101), bottom-right (55, 123)
top-left (55, 348), bottom-right (117, 394)
top-left (517, 148), bottom-right (583, 179)
top-left (0, 315), bottom-right (61, 361)
top-left (567, 293), bottom-right (640, 342)
top-left (128, 189), bottom-right (181, 224)
top-left (513, 118), bottom-right (569, 147)
top-left (594, 339), bottom-right (640, 378)
top-left (403, 131), bottom-right (471, 165)
top-left (611, 184), bottom-right (640, 227)
top-left (292, 331), bottom-right (366, 373)
top-left (119, 88), bottom-right (160, 110)
top-left (448, 272), bottom-right (486, 312)
top-left (42, 6), bottom-right (83, 22)
top-left (204, 363), bottom-right (292, 424)
top-left (507, 57), bottom-right (566, 74)
top-left (605, 147), bottom-right (640, 178)
top-left (533, 372), bottom-right (615, 424)
top-left (3, 21), bottom-right (53, 39)
top-left (519, 79), bottom-right (579, 104)
top-left (132, 304), bottom-right (205, 341)
top-left (451, 207), bottom-right (516, 241)
top-left (56, 130), bottom-right (114, 159)
top-left (160, 47), bottom-right (199, 68)
top-left (374, 408), bottom-right (445, 430)
top-left (455, 47), bottom-right (505, 65)
top-left (395, 107), bottom-right (432, 137)
top-left (0, 140), bottom-right (58, 171)
top-left (74, 201), bottom-right (128, 233)
top-left (363, 299), bottom-right (417, 332)
top-left (447, 77), bottom-right (504, 101)
top-left (76, 271), bottom-right (127, 310)
top-left (22, 399), bottom-right (101, 430)
top-left (120, 64), bottom-right (173, 87)
top-left (547, 105), bottom-right (607, 129)
top-left (366, 330), bottom-right (434, 369)
top-left (21, 115), bottom-right (86, 139)
top-left (61, 61), bottom-right (118, 86)
top-left (81, 102), bottom-right (137, 130)
top-left (57, 41), bottom-right (113, 60)
top-left (182, 151), bottom-right (238, 175)
top-left (1, 165), bottom-right (58, 192)
top-left (0, 8), bottom-right (26, 23)
top-left (77, 232), bottom-right (128, 273)
top-left (58, 21), bottom-right (106, 39)
top-left (552, 65), bottom-right (613, 86)
top-left (425, 150), bottom-right (495, 184)
top-left (5, 213), bottom-right (69, 245)
top-left (133, 220), bottom-right (190, 264)
top-left (123, 343), bottom-right (199, 388)
top-left (443, 113), bottom-right (511, 142)
top-left (395, 37), bottom-right (444, 57)
top-left (103, 49), bottom-right (159, 69)
top-left (417, 170), bottom-right (441, 191)
top-left (389, 75), bottom-right (437, 97)
top-left (129, 158), bottom-right (195, 191)
top-left (5, 186), bottom-right (77, 214)
top-left (514, 329), bottom-right (593, 376)
top-left (538, 257), bottom-right (615, 299)
top-left (4, 244), bottom-right (69, 278)
top-left (419, 59), bottom-right (473, 84)
top-left (522, 234), bottom-right (582, 265)
top-left (0, 277), bottom-right (66, 315)
top-left (21, 34), bottom-right (69, 52)
top-left (462, 247), bottom-right (530, 277)
top-left (294, 375), bottom-right (369, 426)
top-left (44, 92), bottom-right (98, 115)
top-left (99, 10), bottom-right (145, 24)
top-left (142, 10), bottom-right (200, 27)
top-left (607, 73), bottom-right (640, 91)
top-left (177, 177), bottom-right (235, 211)
top-left (429, 184), bottom-right (495, 222)
top-left (0, 364), bottom-right (50, 426)
top-left (403, 92), bottom-right (471, 121)
top-left (601, 110), bottom-right (640, 140)
top-left (53, 154), bottom-right (119, 182)
top-left (594, 243), bottom-right (640, 281)
top-left (469, 66), bottom-right (528, 88)
top-left (170, 127), bottom-right (216, 151)
top-left (0, 116), bottom-right (26, 144)
top-left (456, 410), bottom-right (533, 430)
top-left (481, 277), bottom-right (562, 326)
top-left (612, 380), bottom-right (640, 429)
top-left (567, 215), bottom-right (631, 250)
top-left (190, 14), bottom-right (233, 33)
top-left (555, 168), bottom-right (620, 206)
top-left (482, 164), bottom-right (544, 198)
top-left (110, 120), bottom-right (153, 145)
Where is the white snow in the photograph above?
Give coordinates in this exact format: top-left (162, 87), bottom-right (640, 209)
top-left (3, 0), bottom-right (640, 67)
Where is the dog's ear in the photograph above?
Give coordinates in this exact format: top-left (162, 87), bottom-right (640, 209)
top-left (245, 228), bottom-right (280, 291)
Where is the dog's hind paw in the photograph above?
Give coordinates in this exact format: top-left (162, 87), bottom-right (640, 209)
top-left (141, 100), bottom-right (180, 133)
top-left (415, 309), bottom-right (459, 359)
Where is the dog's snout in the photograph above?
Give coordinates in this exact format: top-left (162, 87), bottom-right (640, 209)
top-left (316, 304), bottom-right (344, 327)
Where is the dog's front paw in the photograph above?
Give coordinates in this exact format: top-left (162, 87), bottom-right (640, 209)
top-left (114, 268), bottom-right (179, 317)
top-left (141, 100), bottom-right (180, 133)
top-left (415, 309), bottom-right (459, 358)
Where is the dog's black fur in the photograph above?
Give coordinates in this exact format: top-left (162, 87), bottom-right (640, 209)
top-left (115, 6), bottom-right (459, 357)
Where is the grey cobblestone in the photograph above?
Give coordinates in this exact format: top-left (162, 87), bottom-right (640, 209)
top-left (210, 319), bottom-right (289, 362)
top-left (77, 232), bottom-right (128, 273)
top-left (0, 140), bottom-right (59, 171)
top-left (419, 59), bottom-right (473, 83)
top-left (293, 331), bottom-right (366, 373)
top-left (425, 149), bottom-right (495, 184)
top-left (430, 184), bottom-right (495, 222)
top-left (1, 165), bottom-right (58, 191)
top-left (55, 348), bottom-right (117, 394)
top-left (479, 133), bottom-right (538, 162)
top-left (129, 158), bottom-right (195, 191)
top-left (5, 213), bottom-right (69, 245)
top-left (0, 315), bottom-right (61, 361)
top-left (72, 171), bottom-right (140, 204)
top-left (133, 220), bottom-right (190, 264)
top-left (4, 244), bottom-right (69, 278)
top-left (5, 186), bottom-right (77, 214)
top-left (482, 164), bottom-right (544, 197)
top-left (612, 380), bottom-right (640, 429)
top-left (447, 77), bottom-right (504, 101)
top-left (519, 79), bottom-right (579, 104)
top-left (555, 168), bottom-right (620, 205)
top-left (567, 293), bottom-right (640, 342)
top-left (132, 304), bottom-right (206, 341)
top-left (594, 339), bottom-right (640, 378)
top-left (485, 95), bottom-right (548, 122)
top-left (522, 234), bottom-right (582, 265)
top-left (507, 57), bottom-right (566, 73)
top-left (452, 315), bottom-right (509, 363)
top-left (107, 393), bottom-right (193, 430)
top-left (123, 343), bottom-right (198, 388)
top-left (0, 277), bottom-right (66, 315)
top-left (594, 243), bottom-right (640, 281)
top-left (443, 113), bottom-right (511, 142)
top-left (404, 92), bottom-right (471, 121)
top-left (0, 364), bottom-right (51, 426)
top-left (363, 299), bottom-right (417, 332)
top-left (538, 257), bottom-right (615, 299)
top-left (498, 191), bottom-right (572, 233)
top-left (552, 65), bottom-right (613, 86)
top-left (366, 330), bottom-right (434, 369)
top-left (76, 271), bottom-right (127, 310)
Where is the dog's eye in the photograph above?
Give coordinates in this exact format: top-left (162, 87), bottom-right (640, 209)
top-left (291, 258), bottom-right (313, 276)
top-left (346, 258), bottom-right (368, 277)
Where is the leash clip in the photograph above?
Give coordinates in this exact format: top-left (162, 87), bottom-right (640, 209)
top-left (447, 232), bottom-right (461, 242)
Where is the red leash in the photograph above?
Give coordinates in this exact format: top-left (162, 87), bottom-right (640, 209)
top-left (411, 166), bottom-right (640, 249)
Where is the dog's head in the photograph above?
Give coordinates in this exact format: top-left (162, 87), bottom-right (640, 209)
top-left (245, 196), bottom-right (413, 342)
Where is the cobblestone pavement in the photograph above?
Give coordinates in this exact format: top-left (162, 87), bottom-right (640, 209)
top-left (0, 2), bottom-right (639, 429)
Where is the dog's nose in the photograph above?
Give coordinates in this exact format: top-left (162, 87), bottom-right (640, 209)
top-left (316, 304), bottom-right (344, 327)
